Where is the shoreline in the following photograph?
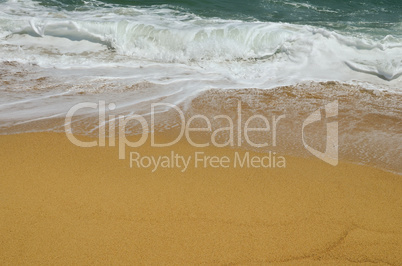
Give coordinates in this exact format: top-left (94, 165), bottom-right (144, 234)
top-left (1, 132), bottom-right (401, 264)
top-left (1, 0), bottom-right (401, 263)
top-left (2, 82), bottom-right (401, 173)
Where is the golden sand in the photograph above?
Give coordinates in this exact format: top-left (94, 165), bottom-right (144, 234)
top-left (0, 132), bottom-right (401, 264)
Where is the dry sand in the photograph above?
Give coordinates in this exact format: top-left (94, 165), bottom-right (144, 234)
top-left (0, 132), bottom-right (401, 264)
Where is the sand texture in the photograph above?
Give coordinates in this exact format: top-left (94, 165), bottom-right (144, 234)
top-left (0, 133), bottom-right (401, 265)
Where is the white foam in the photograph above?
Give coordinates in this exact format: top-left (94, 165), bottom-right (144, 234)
top-left (0, 0), bottom-right (400, 86)
top-left (0, 0), bottom-right (401, 125)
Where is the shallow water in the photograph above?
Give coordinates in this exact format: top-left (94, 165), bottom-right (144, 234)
top-left (0, 0), bottom-right (401, 172)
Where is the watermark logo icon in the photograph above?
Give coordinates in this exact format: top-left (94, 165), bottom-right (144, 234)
top-left (302, 100), bottom-right (338, 166)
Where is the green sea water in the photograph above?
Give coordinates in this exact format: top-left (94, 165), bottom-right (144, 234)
top-left (38, 0), bottom-right (401, 33)
top-left (0, 0), bottom-right (401, 172)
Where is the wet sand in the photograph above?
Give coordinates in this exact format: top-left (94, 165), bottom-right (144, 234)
top-left (0, 132), bottom-right (401, 264)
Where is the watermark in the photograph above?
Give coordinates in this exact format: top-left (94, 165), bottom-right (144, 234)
top-left (302, 100), bottom-right (338, 166)
top-left (64, 100), bottom-right (338, 170)
top-left (129, 151), bottom-right (286, 173)
top-left (65, 101), bottom-right (286, 158)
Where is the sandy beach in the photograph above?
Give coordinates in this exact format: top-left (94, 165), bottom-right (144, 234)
top-left (0, 132), bottom-right (400, 264)
top-left (0, 0), bottom-right (401, 264)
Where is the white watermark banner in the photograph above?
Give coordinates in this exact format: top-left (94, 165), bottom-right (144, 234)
top-left (65, 100), bottom-right (338, 170)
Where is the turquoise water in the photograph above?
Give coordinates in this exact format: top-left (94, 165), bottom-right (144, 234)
top-left (0, 0), bottom-right (401, 171)
top-left (38, 0), bottom-right (401, 35)
top-left (0, 0), bottom-right (400, 82)
top-left (0, 0), bottom-right (400, 83)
